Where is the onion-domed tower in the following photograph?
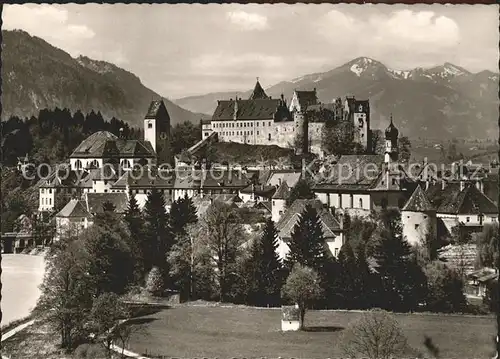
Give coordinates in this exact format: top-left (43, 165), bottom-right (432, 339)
top-left (384, 114), bottom-right (399, 164)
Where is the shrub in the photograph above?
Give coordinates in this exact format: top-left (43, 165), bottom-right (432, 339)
top-left (146, 266), bottom-right (164, 297)
top-left (340, 309), bottom-right (408, 359)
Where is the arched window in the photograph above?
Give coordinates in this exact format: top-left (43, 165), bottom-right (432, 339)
top-left (89, 160), bottom-right (99, 169)
top-left (75, 160), bottom-right (82, 170)
top-left (268, 134), bottom-right (272, 141)
top-left (359, 198), bottom-right (363, 209)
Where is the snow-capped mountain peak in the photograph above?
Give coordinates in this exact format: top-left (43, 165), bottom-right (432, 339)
top-left (346, 57), bottom-right (386, 77)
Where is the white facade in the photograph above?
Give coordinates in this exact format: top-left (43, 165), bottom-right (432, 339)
top-left (39, 188), bottom-right (55, 212)
top-left (55, 216), bottom-right (92, 241)
top-left (271, 198), bottom-right (286, 222)
top-left (402, 210), bottom-right (436, 246)
top-left (281, 319), bottom-right (300, 332)
top-left (437, 212), bottom-right (498, 233)
top-left (144, 118), bottom-right (156, 152)
top-left (70, 158), bottom-right (104, 171)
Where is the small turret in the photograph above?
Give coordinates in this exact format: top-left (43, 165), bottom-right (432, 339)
top-left (384, 114), bottom-right (399, 164)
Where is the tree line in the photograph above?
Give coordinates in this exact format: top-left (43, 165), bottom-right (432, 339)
top-left (38, 180), bottom-right (488, 354)
top-left (1, 108), bottom-right (202, 167)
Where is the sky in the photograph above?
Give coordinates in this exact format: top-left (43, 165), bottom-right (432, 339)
top-left (3, 4), bottom-right (499, 98)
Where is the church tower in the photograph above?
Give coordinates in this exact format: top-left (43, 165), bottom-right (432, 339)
top-left (384, 114), bottom-right (399, 164)
top-left (144, 99), bottom-right (172, 166)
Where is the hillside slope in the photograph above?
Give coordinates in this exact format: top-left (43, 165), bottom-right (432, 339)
top-left (1, 30), bottom-right (206, 127)
top-left (175, 57), bottom-right (499, 139)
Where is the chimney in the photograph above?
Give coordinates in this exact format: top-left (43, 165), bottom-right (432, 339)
top-left (460, 180), bottom-right (466, 192)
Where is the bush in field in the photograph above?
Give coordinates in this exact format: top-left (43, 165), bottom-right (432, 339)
top-left (146, 266), bottom-right (164, 297)
top-left (340, 309), bottom-right (408, 359)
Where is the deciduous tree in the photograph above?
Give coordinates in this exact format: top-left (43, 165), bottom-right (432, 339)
top-left (281, 264), bottom-right (322, 329)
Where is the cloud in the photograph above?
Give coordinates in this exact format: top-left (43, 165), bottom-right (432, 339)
top-left (192, 53), bottom-right (283, 73)
top-left (3, 4), bottom-right (96, 55)
top-left (226, 10), bottom-right (268, 31)
top-left (317, 9), bottom-right (460, 50)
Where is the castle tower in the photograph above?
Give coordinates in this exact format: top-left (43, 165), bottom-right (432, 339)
top-left (353, 100), bottom-right (370, 150)
top-left (384, 114), bottom-right (399, 164)
top-left (144, 99), bottom-right (172, 166)
top-left (401, 185), bottom-right (437, 246)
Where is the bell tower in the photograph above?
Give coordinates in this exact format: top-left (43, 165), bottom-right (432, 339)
top-left (384, 114), bottom-right (399, 164)
top-left (144, 99), bottom-right (172, 166)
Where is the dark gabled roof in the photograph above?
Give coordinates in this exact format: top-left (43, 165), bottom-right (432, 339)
top-left (272, 181), bottom-right (290, 200)
top-left (127, 169), bottom-right (175, 188)
top-left (115, 139), bottom-right (155, 158)
top-left (85, 192), bottom-right (129, 214)
top-left (276, 199), bottom-right (341, 240)
top-left (212, 99), bottom-right (290, 122)
top-left (436, 183), bottom-right (498, 215)
top-left (313, 155), bottom-right (384, 191)
top-left (70, 132), bottom-right (155, 159)
top-left (294, 90), bottom-right (318, 110)
top-left (173, 169), bottom-right (250, 190)
top-left (39, 169), bottom-right (90, 188)
top-left (145, 99), bottom-right (169, 119)
top-left (403, 185), bottom-right (435, 212)
top-left (56, 199), bottom-right (91, 218)
top-left (70, 131), bottom-right (118, 157)
top-left (369, 165), bottom-right (414, 192)
top-left (255, 200), bottom-right (272, 212)
top-left (249, 80), bottom-right (269, 100)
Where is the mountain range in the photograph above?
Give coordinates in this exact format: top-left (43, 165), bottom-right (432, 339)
top-left (1, 30), bottom-right (207, 128)
top-left (175, 57), bottom-right (499, 140)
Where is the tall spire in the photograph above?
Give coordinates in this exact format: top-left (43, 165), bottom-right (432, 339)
top-left (249, 78), bottom-right (269, 100)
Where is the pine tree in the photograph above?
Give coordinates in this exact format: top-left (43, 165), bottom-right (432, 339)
top-left (124, 193), bottom-right (146, 283)
top-left (143, 189), bottom-right (172, 286)
top-left (372, 210), bottom-right (427, 312)
top-left (169, 195), bottom-right (198, 241)
top-left (337, 243), bottom-right (358, 309)
top-left (286, 180), bottom-right (315, 207)
top-left (285, 204), bottom-right (328, 271)
top-left (244, 219), bottom-right (283, 307)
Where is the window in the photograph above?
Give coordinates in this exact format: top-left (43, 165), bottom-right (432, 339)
top-left (392, 178), bottom-right (397, 185)
top-left (466, 217), bottom-right (470, 223)
top-left (257, 122), bottom-right (259, 127)
top-left (41, 188), bottom-right (45, 194)
top-left (75, 160), bottom-right (83, 170)
top-left (257, 131), bottom-right (259, 135)
top-left (148, 123), bottom-right (153, 129)
top-left (49, 198), bottom-right (52, 206)
top-left (424, 215), bottom-right (427, 219)
top-left (273, 201), bottom-right (275, 206)
top-left (251, 131), bottom-right (253, 136)
top-left (49, 189), bottom-right (52, 194)
top-left (415, 224), bottom-right (419, 229)
top-left (334, 248), bottom-right (339, 257)
top-left (268, 134), bottom-right (272, 141)
top-left (359, 198), bottom-right (363, 208)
